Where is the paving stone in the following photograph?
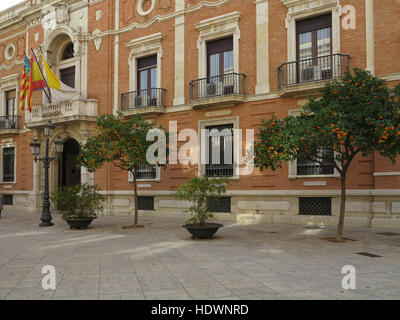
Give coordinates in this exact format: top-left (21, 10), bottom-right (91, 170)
top-left (1, 210), bottom-right (399, 300)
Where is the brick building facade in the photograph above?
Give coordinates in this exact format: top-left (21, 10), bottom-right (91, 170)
top-left (0, 0), bottom-right (399, 228)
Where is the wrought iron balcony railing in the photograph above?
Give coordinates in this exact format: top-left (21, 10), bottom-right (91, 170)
top-left (189, 73), bottom-right (246, 101)
top-left (278, 53), bottom-right (350, 89)
top-left (120, 88), bottom-right (166, 111)
top-left (205, 164), bottom-right (234, 178)
top-left (0, 115), bottom-right (19, 130)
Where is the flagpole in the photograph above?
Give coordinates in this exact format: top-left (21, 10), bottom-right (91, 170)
top-left (30, 48), bottom-right (52, 103)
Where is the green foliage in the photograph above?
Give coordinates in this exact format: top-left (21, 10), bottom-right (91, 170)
top-left (253, 68), bottom-right (400, 174)
top-left (51, 184), bottom-right (106, 220)
top-left (177, 175), bottom-right (229, 225)
top-left (78, 112), bottom-right (167, 174)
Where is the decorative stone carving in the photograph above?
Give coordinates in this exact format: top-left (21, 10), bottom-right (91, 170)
top-left (42, 6), bottom-right (57, 31)
top-left (55, 3), bottom-right (70, 25)
top-left (137, 0), bottom-right (156, 16)
top-left (4, 43), bottom-right (16, 60)
top-left (92, 29), bottom-right (103, 52)
top-left (42, 3), bottom-right (69, 31)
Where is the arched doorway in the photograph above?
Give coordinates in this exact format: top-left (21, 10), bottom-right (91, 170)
top-left (59, 139), bottom-right (81, 187)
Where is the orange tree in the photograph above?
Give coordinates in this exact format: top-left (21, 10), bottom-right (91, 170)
top-left (78, 113), bottom-right (167, 227)
top-left (253, 69), bottom-right (400, 241)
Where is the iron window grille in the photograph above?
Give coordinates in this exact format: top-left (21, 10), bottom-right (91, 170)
top-left (297, 149), bottom-right (335, 176)
top-left (299, 197), bottom-right (332, 216)
top-left (206, 197), bottom-right (231, 213)
top-left (205, 124), bottom-right (234, 177)
top-left (137, 196), bottom-right (154, 211)
top-left (136, 163), bottom-right (157, 180)
top-left (3, 194), bottom-right (13, 205)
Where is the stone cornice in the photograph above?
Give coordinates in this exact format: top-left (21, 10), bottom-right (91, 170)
top-left (0, 0), bottom-right (90, 36)
top-left (195, 11), bottom-right (242, 31)
top-left (126, 32), bottom-right (163, 51)
top-left (0, 0), bottom-right (233, 42)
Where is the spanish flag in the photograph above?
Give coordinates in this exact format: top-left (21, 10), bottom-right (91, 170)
top-left (27, 54), bottom-right (46, 112)
top-left (30, 54), bottom-right (46, 91)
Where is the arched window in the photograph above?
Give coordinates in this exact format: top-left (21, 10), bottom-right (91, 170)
top-left (61, 42), bottom-right (74, 60)
top-left (59, 42), bottom-right (75, 88)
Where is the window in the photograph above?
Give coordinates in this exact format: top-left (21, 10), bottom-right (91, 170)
top-left (205, 37), bottom-right (235, 96)
top-left (136, 55), bottom-right (157, 107)
top-left (205, 124), bottom-right (234, 177)
top-left (3, 147), bottom-right (15, 182)
top-left (5, 90), bottom-right (16, 117)
top-left (207, 37), bottom-right (234, 78)
top-left (136, 163), bottom-right (157, 180)
top-left (62, 43), bottom-right (74, 61)
top-left (207, 197), bottom-right (231, 213)
top-left (60, 66), bottom-right (75, 89)
top-left (137, 196), bottom-right (154, 211)
top-left (129, 163), bottom-right (158, 181)
top-left (299, 197), bottom-right (332, 216)
top-left (297, 148), bottom-right (335, 176)
top-left (296, 14), bottom-right (332, 81)
top-left (3, 194), bottom-right (13, 205)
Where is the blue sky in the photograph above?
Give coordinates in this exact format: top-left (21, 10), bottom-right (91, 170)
top-left (0, 0), bottom-right (25, 12)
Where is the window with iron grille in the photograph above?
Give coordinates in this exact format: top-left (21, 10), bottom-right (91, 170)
top-left (136, 163), bottom-right (157, 180)
top-left (297, 148), bottom-right (335, 176)
top-left (3, 194), bottom-right (13, 205)
top-left (3, 147), bottom-right (15, 182)
top-left (205, 124), bottom-right (234, 177)
top-left (207, 197), bottom-right (231, 213)
top-left (137, 196), bottom-right (154, 211)
top-left (299, 197), bottom-right (331, 216)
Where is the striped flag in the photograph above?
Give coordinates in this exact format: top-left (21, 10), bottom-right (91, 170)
top-left (18, 56), bottom-right (31, 112)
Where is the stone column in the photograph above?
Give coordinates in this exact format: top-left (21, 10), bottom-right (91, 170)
top-left (113, 0), bottom-right (120, 114)
top-left (255, 0), bottom-right (270, 94)
top-left (173, 0), bottom-right (185, 106)
top-left (365, 0), bottom-right (375, 74)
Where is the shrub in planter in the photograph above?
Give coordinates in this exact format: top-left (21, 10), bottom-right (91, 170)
top-left (177, 175), bottom-right (228, 239)
top-left (51, 184), bottom-right (106, 229)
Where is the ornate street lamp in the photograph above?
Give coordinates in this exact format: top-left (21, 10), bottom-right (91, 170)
top-left (30, 121), bottom-right (64, 227)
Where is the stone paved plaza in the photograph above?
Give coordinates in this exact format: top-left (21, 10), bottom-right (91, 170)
top-left (0, 209), bottom-right (399, 300)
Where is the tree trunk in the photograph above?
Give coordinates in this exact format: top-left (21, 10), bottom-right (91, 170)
top-left (133, 168), bottom-right (139, 226)
top-left (336, 173), bottom-right (347, 241)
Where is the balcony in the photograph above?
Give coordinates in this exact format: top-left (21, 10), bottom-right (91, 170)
top-left (277, 54), bottom-right (350, 97)
top-left (0, 115), bottom-right (21, 134)
top-left (120, 88), bottom-right (167, 116)
top-left (189, 73), bottom-right (246, 108)
top-left (25, 99), bottom-right (98, 128)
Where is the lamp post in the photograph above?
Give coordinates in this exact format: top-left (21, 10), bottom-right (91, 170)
top-left (30, 121), bottom-right (64, 227)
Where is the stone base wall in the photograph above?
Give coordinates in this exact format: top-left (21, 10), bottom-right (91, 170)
top-left (10, 190), bottom-right (400, 229)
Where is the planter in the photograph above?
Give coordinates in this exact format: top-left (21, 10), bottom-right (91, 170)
top-left (183, 223), bottom-right (223, 239)
top-left (64, 217), bottom-right (96, 230)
